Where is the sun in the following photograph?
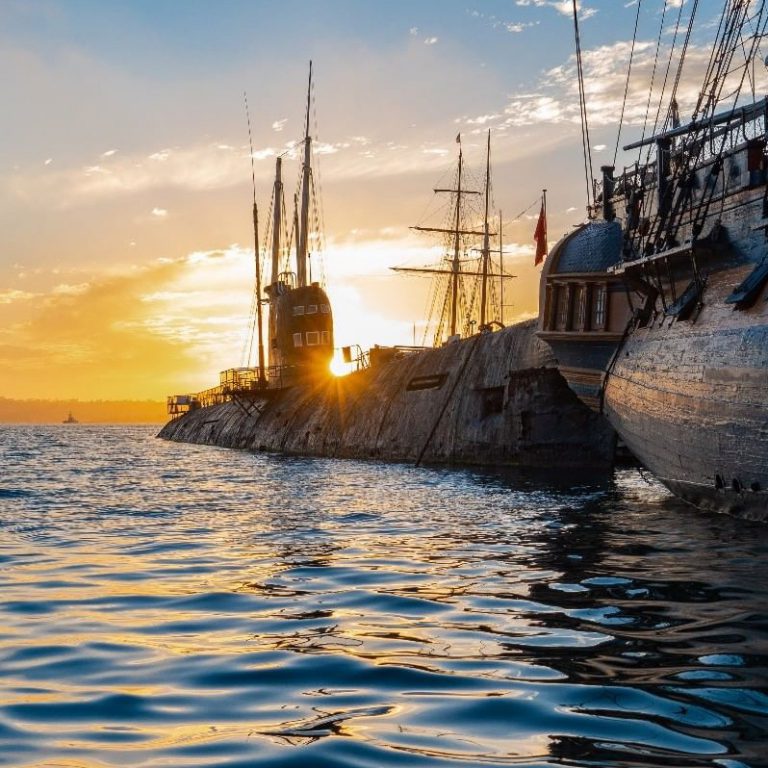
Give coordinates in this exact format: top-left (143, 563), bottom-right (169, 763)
top-left (330, 350), bottom-right (353, 377)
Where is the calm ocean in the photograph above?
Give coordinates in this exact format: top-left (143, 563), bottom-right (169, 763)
top-left (0, 425), bottom-right (766, 767)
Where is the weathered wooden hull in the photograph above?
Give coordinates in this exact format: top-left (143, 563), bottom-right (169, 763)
top-left (159, 320), bottom-right (617, 468)
top-left (604, 265), bottom-right (768, 520)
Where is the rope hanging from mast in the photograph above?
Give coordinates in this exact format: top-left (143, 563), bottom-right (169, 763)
top-left (572, 0), bottom-right (595, 215)
top-left (243, 91), bottom-right (265, 382)
top-left (613, 0), bottom-right (643, 167)
top-left (650, 0), bottom-right (686, 139)
top-left (638, 0), bottom-right (669, 166)
top-left (666, 0), bottom-right (700, 129)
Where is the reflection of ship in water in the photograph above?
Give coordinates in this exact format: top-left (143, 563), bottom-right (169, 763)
top-left (62, 412), bottom-right (78, 424)
top-left (497, 471), bottom-right (768, 766)
top-left (159, 67), bottom-right (615, 467)
top-left (539, 2), bottom-right (768, 519)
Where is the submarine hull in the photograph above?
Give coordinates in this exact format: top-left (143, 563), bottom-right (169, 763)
top-left (160, 320), bottom-right (617, 469)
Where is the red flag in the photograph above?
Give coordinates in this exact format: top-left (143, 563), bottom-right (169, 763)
top-left (534, 199), bottom-right (547, 266)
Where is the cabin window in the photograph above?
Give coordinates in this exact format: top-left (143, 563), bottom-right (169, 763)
top-left (320, 304), bottom-right (331, 314)
top-left (592, 285), bottom-right (607, 330)
top-left (321, 330), bottom-right (330, 345)
top-left (292, 305), bottom-right (305, 316)
top-left (545, 284), bottom-right (558, 330)
top-left (574, 286), bottom-right (587, 330)
top-left (556, 285), bottom-right (570, 331)
top-left (306, 331), bottom-right (320, 346)
top-left (307, 304), bottom-right (318, 314)
top-left (292, 332), bottom-right (303, 347)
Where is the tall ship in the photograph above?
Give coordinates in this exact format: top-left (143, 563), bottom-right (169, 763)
top-left (539, 0), bottom-right (768, 519)
top-left (160, 66), bottom-right (615, 468)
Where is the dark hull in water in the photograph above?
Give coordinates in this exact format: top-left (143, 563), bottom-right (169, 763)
top-left (159, 320), bottom-right (617, 468)
top-left (604, 265), bottom-right (768, 521)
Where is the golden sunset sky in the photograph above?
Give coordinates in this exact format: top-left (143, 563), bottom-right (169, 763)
top-left (1, 0), bottom-right (737, 403)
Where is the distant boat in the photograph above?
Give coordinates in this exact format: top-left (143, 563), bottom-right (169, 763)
top-left (62, 412), bottom-right (78, 424)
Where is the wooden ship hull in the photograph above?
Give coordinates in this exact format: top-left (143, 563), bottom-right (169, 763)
top-left (604, 262), bottom-right (768, 520)
top-left (159, 320), bottom-right (616, 468)
top-left (538, 86), bottom-right (768, 519)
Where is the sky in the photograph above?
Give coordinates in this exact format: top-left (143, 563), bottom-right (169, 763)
top-left (0, 0), bottom-right (756, 401)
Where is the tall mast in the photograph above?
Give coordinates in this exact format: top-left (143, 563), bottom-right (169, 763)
top-left (293, 193), bottom-right (300, 271)
top-left (297, 61), bottom-right (312, 288)
top-left (253, 203), bottom-right (265, 383)
top-left (450, 143), bottom-right (463, 338)
top-left (479, 130), bottom-right (491, 330)
top-left (498, 210), bottom-right (504, 327)
top-left (245, 91), bottom-right (266, 383)
top-left (270, 156), bottom-right (283, 284)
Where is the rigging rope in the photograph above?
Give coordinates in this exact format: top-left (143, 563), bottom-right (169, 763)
top-left (638, 0), bottom-right (669, 167)
top-left (572, 0), bottom-right (595, 213)
top-left (667, 0), bottom-right (700, 128)
top-left (614, 0), bottom-right (643, 166)
top-left (650, 0), bottom-right (686, 139)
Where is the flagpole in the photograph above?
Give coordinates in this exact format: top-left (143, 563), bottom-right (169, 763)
top-left (534, 188), bottom-right (548, 267)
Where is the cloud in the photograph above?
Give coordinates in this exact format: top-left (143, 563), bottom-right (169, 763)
top-left (272, 118), bottom-right (288, 132)
top-left (424, 37), bottom-right (438, 45)
top-left (0, 289), bottom-right (38, 304)
top-left (101, 149), bottom-right (118, 157)
top-left (51, 283), bottom-right (90, 296)
top-left (0, 247), bottom-right (256, 399)
top-left (151, 207), bottom-right (168, 218)
top-left (515, 0), bottom-right (597, 20)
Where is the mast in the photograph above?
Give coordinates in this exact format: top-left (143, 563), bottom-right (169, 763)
top-left (297, 61), bottom-right (312, 288)
top-left (450, 142), bottom-right (463, 337)
top-left (245, 91), bottom-right (266, 383)
top-left (479, 130), bottom-right (491, 330)
top-left (253, 203), bottom-right (265, 383)
top-left (293, 193), bottom-right (300, 272)
top-left (271, 156), bottom-right (283, 284)
top-left (498, 210), bottom-right (503, 327)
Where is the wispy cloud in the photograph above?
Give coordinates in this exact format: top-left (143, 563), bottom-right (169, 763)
top-left (0, 248), bottom-right (256, 399)
top-left (0, 289), bottom-right (38, 304)
top-left (515, 0), bottom-right (598, 20)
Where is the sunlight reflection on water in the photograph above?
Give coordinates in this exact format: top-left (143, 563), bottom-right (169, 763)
top-left (0, 425), bottom-right (766, 767)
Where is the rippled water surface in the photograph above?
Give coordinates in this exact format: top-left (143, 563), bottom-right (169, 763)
top-left (1, 425), bottom-right (767, 767)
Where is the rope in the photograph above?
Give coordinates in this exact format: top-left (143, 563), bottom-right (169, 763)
top-left (614, 0), bottom-right (643, 166)
top-left (415, 334), bottom-right (482, 467)
top-left (638, 0), bottom-right (669, 166)
top-left (650, 0), bottom-right (685, 138)
top-left (572, 0), bottom-right (594, 212)
top-left (667, 0), bottom-right (700, 127)
top-left (508, 195), bottom-right (542, 224)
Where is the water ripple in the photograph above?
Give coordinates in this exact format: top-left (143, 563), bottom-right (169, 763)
top-left (0, 425), bottom-right (766, 766)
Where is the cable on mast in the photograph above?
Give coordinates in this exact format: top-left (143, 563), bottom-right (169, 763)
top-left (572, 0), bottom-right (595, 215)
top-left (244, 91), bottom-right (266, 383)
top-left (614, 0), bottom-right (643, 167)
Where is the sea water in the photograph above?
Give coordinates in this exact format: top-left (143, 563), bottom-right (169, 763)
top-left (0, 425), bottom-right (766, 767)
